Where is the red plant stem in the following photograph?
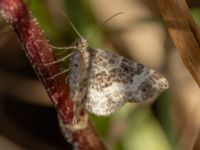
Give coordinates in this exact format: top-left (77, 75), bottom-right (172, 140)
top-left (0, 0), bottom-right (74, 124)
top-left (0, 0), bottom-right (106, 149)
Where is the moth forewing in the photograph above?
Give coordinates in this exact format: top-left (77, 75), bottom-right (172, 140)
top-left (85, 48), bottom-right (168, 116)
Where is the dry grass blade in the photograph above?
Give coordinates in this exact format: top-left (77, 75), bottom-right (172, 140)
top-left (155, 0), bottom-right (200, 150)
top-left (155, 0), bottom-right (200, 86)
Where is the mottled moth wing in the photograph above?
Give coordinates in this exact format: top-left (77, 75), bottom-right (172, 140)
top-left (69, 50), bottom-right (89, 103)
top-left (68, 46), bottom-right (90, 122)
top-left (86, 48), bottom-right (168, 116)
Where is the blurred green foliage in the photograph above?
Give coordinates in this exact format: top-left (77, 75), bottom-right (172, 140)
top-left (29, 0), bottom-right (58, 38)
top-left (191, 8), bottom-right (200, 26)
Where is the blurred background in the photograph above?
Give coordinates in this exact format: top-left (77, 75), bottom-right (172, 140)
top-left (0, 0), bottom-right (200, 150)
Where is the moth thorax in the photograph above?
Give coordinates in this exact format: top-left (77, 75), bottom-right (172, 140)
top-left (75, 38), bottom-right (90, 70)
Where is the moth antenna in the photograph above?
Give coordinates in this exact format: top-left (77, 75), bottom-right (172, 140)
top-left (86, 12), bottom-right (124, 40)
top-left (61, 11), bottom-right (82, 39)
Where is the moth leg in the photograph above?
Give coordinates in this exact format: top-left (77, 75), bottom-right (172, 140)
top-left (50, 45), bottom-right (76, 55)
top-left (49, 45), bottom-right (75, 50)
top-left (45, 51), bottom-right (76, 66)
top-left (48, 68), bottom-right (70, 79)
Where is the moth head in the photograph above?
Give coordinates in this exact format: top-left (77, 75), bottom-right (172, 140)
top-left (76, 38), bottom-right (88, 51)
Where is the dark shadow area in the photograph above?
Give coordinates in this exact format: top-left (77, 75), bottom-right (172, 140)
top-left (0, 95), bottom-right (73, 150)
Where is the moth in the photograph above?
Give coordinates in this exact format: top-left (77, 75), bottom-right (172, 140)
top-left (51, 12), bottom-right (169, 117)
